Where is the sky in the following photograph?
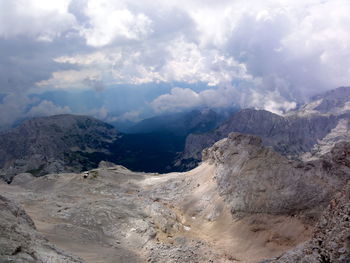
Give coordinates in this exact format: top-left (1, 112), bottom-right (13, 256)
top-left (1, 0), bottom-right (350, 129)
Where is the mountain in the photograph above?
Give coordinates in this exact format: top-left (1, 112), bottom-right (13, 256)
top-left (177, 87), bottom-right (350, 170)
top-left (108, 108), bottom-right (235, 173)
top-left (0, 110), bottom-right (230, 182)
top-left (0, 132), bottom-right (348, 262)
top-left (0, 114), bottom-right (120, 182)
top-left (124, 108), bottom-right (234, 136)
top-left (202, 133), bottom-right (350, 215)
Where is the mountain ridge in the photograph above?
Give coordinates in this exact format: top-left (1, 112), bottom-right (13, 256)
top-left (176, 87), bottom-right (350, 170)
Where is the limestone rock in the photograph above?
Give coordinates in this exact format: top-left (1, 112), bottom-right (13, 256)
top-left (202, 132), bottom-right (350, 214)
top-left (0, 195), bottom-right (83, 263)
top-left (261, 182), bottom-right (350, 263)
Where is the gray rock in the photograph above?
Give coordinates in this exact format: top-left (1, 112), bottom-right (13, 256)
top-left (0, 114), bottom-right (120, 182)
top-left (0, 195), bottom-right (83, 263)
top-left (261, 182), bottom-right (350, 263)
top-left (202, 133), bottom-right (350, 214)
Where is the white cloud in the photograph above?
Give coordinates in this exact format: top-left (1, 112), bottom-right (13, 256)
top-left (80, 0), bottom-right (153, 46)
top-left (108, 110), bottom-right (141, 122)
top-left (0, 0), bottom-right (76, 41)
top-left (26, 100), bottom-right (71, 117)
top-left (151, 84), bottom-right (297, 115)
top-left (151, 88), bottom-right (201, 112)
top-left (36, 69), bottom-right (102, 90)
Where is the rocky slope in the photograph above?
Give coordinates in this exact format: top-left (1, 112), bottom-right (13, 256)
top-left (0, 194), bottom-right (83, 263)
top-left (177, 87), bottom-right (350, 170)
top-left (1, 132), bottom-right (349, 263)
top-left (202, 133), bottom-right (350, 215)
top-left (261, 181), bottom-right (350, 263)
top-left (0, 114), bottom-right (120, 182)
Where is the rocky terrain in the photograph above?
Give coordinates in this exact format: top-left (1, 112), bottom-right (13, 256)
top-left (262, 182), bottom-right (350, 263)
top-left (0, 194), bottom-right (83, 263)
top-left (177, 87), bottom-right (350, 170)
top-left (202, 133), bottom-right (350, 215)
top-left (1, 132), bottom-right (349, 262)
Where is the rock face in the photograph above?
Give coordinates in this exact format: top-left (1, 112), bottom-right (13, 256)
top-left (0, 114), bottom-right (120, 182)
top-left (0, 194), bottom-right (83, 263)
top-left (203, 133), bottom-right (350, 215)
top-left (177, 87), bottom-right (350, 170)
top-left (261, 182), bottom-right (350, 263)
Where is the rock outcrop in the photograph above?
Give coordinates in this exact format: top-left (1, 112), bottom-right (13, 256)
top-left (0, 194), bottom-right (83, 263)
top-left (261, 182), bottom-right (350, 263)
top-left (203, 133), bottom-right (350, 215)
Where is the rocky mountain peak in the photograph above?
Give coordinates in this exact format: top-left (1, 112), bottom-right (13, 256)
top-left (202, 132), bottom-right (350, 215)
top-left (297, 86), bottom-right (350, 116)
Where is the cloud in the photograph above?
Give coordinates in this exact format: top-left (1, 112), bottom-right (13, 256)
top-left (151, 84), bottom-right (297, 115)
top-left (36, 69), bottom-right (102, 90)
top-left (80, 0), bottom-right (153, 46)
top-left (151, 88), bottom-right (202, 112)
top-left (26, 100), bottom-right (71, 117)
top-left (108, 110), bottom-right (141, 122)
top-left (1, 0), bottom-right (350, 127)
top-left (0, 94), bottom-right (32, 128)
top-left (0, 0), bottom-right (76, 41)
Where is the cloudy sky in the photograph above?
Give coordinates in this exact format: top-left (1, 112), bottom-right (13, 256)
top-left (1, 0), bottom-right (350, 128)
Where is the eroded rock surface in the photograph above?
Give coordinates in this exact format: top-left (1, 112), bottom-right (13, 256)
top-left (0, 194), bottom-right (83, 263)
top-left (261, 182), bottom-right (350, 263)
top-left (203, 133), bottom-right (350, 215)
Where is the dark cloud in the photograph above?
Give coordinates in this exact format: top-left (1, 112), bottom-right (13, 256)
top-left (0, 0), bottom-right (349, 127)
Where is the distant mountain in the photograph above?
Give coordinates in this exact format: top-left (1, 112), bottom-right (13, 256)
top-left (176, 87), bottom-right (350, 170)
top-left (296, 86), bottom-right (350, 115)
top-left (0, 109), bottom-right (234, 182)
top-left (124, 108), bottom-right (235, 136)
top-left (109, 108), bottom-right (236, 173)
top-left (0, 114), bottom-right (120, 182)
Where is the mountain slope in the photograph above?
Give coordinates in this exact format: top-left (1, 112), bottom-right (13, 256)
top-left (262, 181), bottom-right (350, 263)
top-left (124, 109), bottom-right (232, 136)
top-left (177, 87), bottom-right (350, 170)
top-left (0, 194), bottom-right (83, 263)
top-left (0, 114), bottom-right (120, 182)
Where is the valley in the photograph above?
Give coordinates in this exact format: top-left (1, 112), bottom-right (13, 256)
top-left (0, 87), bottom-right (350, 262)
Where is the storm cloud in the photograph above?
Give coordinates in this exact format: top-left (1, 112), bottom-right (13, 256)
top-left (1, 0), bottom-right (350, 127)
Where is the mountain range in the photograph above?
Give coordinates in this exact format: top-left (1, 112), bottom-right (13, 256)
top-left (0, 108), bottom-right (230, 182)
top-left (0, 87), bottom-right (349, 262)
top-left (177, 86), bottom-right (350, 170)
